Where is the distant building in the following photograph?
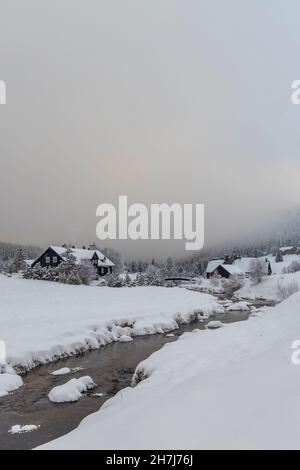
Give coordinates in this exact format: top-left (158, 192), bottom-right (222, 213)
top-left (206, 259), bottom-right (224, 278)
top-left (31, 245), bottom-right (114, 276)
top-left (207, 263), bottom-right (244, 279)
top-left (279, 246), bottom-right (298, 256)
top-left (206, 256), bottom-right (272, 279)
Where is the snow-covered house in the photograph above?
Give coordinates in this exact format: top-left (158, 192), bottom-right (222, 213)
top-left (31, 245), bottom-right (114, 276)
top-left (206, 256), bottom-right (272, 279)
top-left (206, 259), bottom-right (224, 278)
top-left (279, 246), bottom-right (298, 256)
top-left (206, 260), bottom-right (244, 279)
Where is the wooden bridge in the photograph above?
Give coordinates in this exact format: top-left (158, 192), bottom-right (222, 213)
top-left (164, 277), bottom-right (192, 282)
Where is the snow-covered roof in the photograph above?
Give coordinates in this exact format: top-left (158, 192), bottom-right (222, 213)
top-left (220, 264), bottom-right (244, 276)
top-left (206, 260), bottom-right (224, 274)
top-left (206, 259), bottom-right (245, 276)
top-left (280, 246), bottom-right (295, 252)
top-left (49, 246), bottom-right (115, 267)
top-left (207, 256), bottom-right (272, 276)
top-left (232, 257), bottom-right (256, 273)
top-left (50, 246), bottom-right (69, 256)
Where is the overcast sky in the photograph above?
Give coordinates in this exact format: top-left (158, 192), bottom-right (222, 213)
top-left (1, 1), bottom-right (300, 259)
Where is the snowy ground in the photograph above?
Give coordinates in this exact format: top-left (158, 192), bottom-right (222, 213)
top-left (0, 275), bottom-right (221, 374)
top-left (189, 256), bottom-right (300, 301)
top-left (237, 271), bottom-right (300, 301)
top-left (188, 254), bottom-right (300, 300)
top-left (39, 292), bottom-right (300, 450)
top-left (267, 254), bottom-right (300, 274)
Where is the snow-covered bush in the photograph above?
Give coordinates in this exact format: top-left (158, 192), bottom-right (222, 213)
top-left (7, 249), bottom-right (27, 274)
top-left (287, 261), bottom-right (300, 274)
top-left (249, 259), bottom-right (265, 285)
top-left (210, 275), bottom-right (220, 288)
top-left (163, 257), bottom-right (176, 277)
top-left (144, 265), bottom-right (165, 286)
top-left (53, 251), bottom-right (80, 285)
top-left (222, 275), bottom-right (245, 298)
top-left (23, 255), bottom-right (96, 286)
top-left (277, 280), bottom-right (299, 300)
top-left (106, 273), bottom-right (125, 288)
top-left (124, 273), bottom-right (133, 287)
top-left (135, 273), bottom-right (146, 286)
top-left (77, 262), bottom-right (97, 285)
top-left (133, 268), bottom-right (166, 287)
top-left (23, 264), bottom-right (59, 282)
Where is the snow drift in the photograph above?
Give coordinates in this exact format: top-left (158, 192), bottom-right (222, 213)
top-left (48, 377), bottom-right (96, 403)
top-left (0, 373), bottom-right (23, 398)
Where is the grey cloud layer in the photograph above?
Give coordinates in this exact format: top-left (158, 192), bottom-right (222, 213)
top-left (0, 0), bottom-right (299, 258)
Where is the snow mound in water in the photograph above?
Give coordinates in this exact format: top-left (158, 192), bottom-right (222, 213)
top-left (51, 367), bottom-right (71, 376)
top-left (226, 301), bottom-right (250, 312)
top-left (0, 373), bottom-right (23, 398)
top-left (9, 424), bottom-right (40, 434)
top-left (119, 335), bottom-right (133, 343)
top-left (48, 376), bottom-right (96, 403)
top-left (207, 321), bottom-right (224, 330)
top-left (51, 367), bottom-right (84, 376)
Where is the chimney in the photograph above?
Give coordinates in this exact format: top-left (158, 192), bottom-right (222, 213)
top-left (224, 254), bottom-right (233, 265)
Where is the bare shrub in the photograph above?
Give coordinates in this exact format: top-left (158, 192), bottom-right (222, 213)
top-left (277, 280), bottom-right (299, 300)
top-left (210, 275), bottom-right (220, 288)
top-left (222, 275), bottom-right (245, 298)
top-left (288, 261), bottom-right (300, 274)
top-left (249, 259), bottom-right (265, 285)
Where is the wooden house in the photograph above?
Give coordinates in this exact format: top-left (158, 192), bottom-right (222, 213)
top-left (31, 245), bottom-right (114, 276)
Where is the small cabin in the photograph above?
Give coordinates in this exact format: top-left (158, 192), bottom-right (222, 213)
top-left (31, 245), bottom-right (114, 277)
top-left (279, 246), bottom-right (298, 256)
top-left (206, 256), bottom-right (272, 279)
top-left (207, 263), bottom-right (244, 279)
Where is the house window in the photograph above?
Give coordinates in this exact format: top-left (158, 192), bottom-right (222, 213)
top-left (46, 257), bottom-right (50, 264)
top-left (53, 257), bottom-right (58, 264)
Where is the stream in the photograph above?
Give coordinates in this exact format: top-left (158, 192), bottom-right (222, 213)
top-left (0, 309), bottom-right (251, 450)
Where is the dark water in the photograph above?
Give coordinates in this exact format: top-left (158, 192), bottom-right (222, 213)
top-left (0, 310), bottom-right (249, 450)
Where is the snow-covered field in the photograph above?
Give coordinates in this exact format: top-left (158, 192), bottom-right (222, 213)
top-left (189, 254), bottom-right (300, 301)
top-left (267, 254), bottom-right (300, 274)
top-left (40, 292), bottom-right (300, 450)
top-left (0, 275), bottom-right (221, 374)
top-left (237, 271), bottom-right (300, 301)
top-left (190, 255), bottom-right (300, 302)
